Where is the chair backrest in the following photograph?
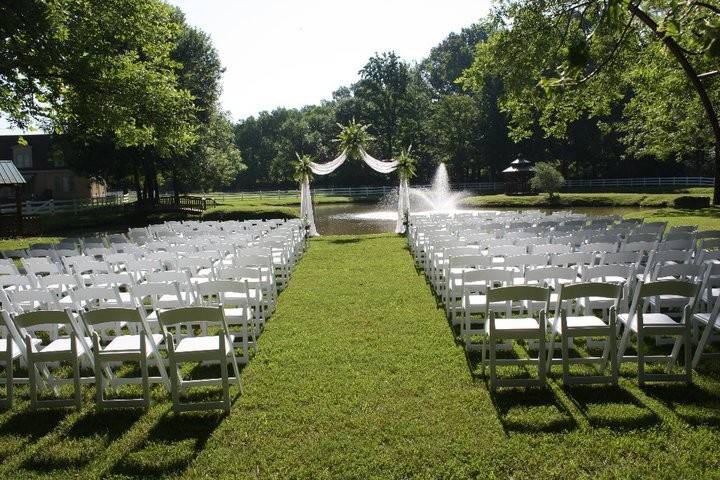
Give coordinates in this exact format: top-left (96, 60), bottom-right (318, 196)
top-left (6, 289), bottom-right (60, 313)
top-left (0, 274), bottom-right (35, 290)
top-left (554, 281), bottom-right (623, 322)
top-left (600, 251), bottom-right (642, 266)
top-left (524, 266), bottom-right (578, 288)
top-left (533, 243), bottom-right (572, 255)
top-left (651, 262), bottom-right (704, 282)
top-left (37, 273), bottom-right (80, 294)
top-left (22, 257), bottom-right (61, 276)
top-left (462, 268), bottom-right (514, 293)
top-left (582, 264), bottom-right (633, 283)
top-left (196, 280), bottom-right (249, 307)
top-left (70, 286), bottom-right (123, 310)
top-left (620, 240), bottom-right (658, 253)
top-left (487, 244), bottom-right (527, 258)
top-left (550, 252), bottom-right (595, 268)
top-left (659, 239), bottom-right (694, 252)
top-left (133, 282), bottom-right (187, 309)
top-left (158, 306), bottom-right (231, 342)
top-left (0, 260), bottom-right (19, 275)
top-left (486, 285), bottom-right (550, 317)
top-left (81, 306), bottom-right (148, 332)
top-left (625, 279), bottom-right (701, 328)
top-left (579, 242), bottom-right (618, 254)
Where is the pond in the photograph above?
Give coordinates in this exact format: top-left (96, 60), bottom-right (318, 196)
top-left (313, 202), bottom-right (644, 235)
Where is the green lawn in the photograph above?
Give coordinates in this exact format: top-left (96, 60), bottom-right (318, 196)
top-left (462, 187), bottom-right (713, 208)
top-left (0, 235), bottom-right (720, 478)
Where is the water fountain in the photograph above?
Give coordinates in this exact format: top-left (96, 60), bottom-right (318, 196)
top-left (408, 162), bottom-right (468, 213)
top-left (322, 163), bottom-right (469, 233)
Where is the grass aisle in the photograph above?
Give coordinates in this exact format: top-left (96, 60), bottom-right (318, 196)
top-left (2, 234), bottom-right (720, 478)
top-left (185, 234), bottom-right (499, 478)
top-left (183, 234), bottom-right (720, 479)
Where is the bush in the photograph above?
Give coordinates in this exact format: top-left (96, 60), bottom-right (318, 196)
top-left (673, 195), bottom-right (710, 209)
top-left (530, 162), bottom-right (565, 197)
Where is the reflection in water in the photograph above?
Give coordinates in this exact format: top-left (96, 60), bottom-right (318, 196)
top-left (314, 202), bottom-right (643, 236)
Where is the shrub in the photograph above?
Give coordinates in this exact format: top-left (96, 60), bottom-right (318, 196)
top-left (530, 162), bottom-right (565, 197)
top-left (673, 195), bottom-right (710, 209)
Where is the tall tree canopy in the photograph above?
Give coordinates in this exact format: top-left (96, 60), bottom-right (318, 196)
top-left (461, 0), bottom-right (720, 202)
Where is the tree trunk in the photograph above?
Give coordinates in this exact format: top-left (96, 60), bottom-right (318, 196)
top-left (629, 4), bottom-right (720, 204)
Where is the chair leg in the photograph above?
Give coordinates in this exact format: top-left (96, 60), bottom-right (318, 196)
top-left (637, 329), bottom-right (644, 387)
top-left (561, 332), bottom-right (570, 384)
top-left (610, 326), bottom-right (618, 385)
top-left (489, 333), bottom-right (497, 391)
top-left (538, 331), bottom-right (546, 386)
top-left (684, 326), bottom-right (692, 385)
top-left (73, 356), bottom-right (82, 410)
top-left (141, 356), bottom-right (150, 410)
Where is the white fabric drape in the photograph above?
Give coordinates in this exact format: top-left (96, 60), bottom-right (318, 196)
top-left (309, 151), bottom-right (347, 175)
top-left (299, 147), bottom-right (411, 236)
top-left (360, 149), bottom-right (399, 174)
top-left (300, 174), bottom-right (318, 237)
top-left (395, 176), bottom-right (410, 234)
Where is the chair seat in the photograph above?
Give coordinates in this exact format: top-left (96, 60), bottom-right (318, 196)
top-left (103, 334), bottom-right (165, 353)
top-left (223, 307), bottom-right (252, 321)
top-left (175, 335), bottom-right (235, 355)
top-left (552, 315), bottom-right (607, 333)
top-left (578, 296), bottom-right (615, 308)
top-left (0, 338), bottom-right (41, 360)
top-left (693, 312), bottom-right (718, 329)
top-left (33, 337), bottom-right (91, 356)
top-left (617, 313), bottom-right (681, 333)
top-left (489, 317), bottom-right (541, 332)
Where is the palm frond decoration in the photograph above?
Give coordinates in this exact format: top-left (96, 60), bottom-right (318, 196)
top-left (334, 119), bottom-right (373, 160)
top-left (396, 146), bottom-right (417, 180)
top-left (293, 152), bottom-right (314, 183)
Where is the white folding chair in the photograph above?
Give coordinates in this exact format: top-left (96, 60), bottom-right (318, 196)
top-left (158, 306), bottom-right (242, 414)
top-left (485, 285), bottom-right (550, 390)
top-left (81, 307), bottom-right (168, 409)
top-left (617, 280), bottom-right (700, 385)
top-left (547, 282), bottom-right (622, 385)
top-left (11, 309), bottom-right (93, 410)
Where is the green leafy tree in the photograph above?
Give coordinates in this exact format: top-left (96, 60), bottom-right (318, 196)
top-left (530, 162), bottom-right (565, 197)
top-left (461, 0), bottom-right (720, 203)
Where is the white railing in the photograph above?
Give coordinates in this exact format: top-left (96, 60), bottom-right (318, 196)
top-left (208, 176), bottom-right (714, 201)
top-left (0, 193), bottom-right (136, 215)
top-left (0, 177), bottom-right (712, 215)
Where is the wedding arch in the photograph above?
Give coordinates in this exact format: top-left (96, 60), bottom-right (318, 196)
top-left (296, 122), bottom-right (415, 237)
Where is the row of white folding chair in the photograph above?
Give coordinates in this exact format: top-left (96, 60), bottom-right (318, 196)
top-left (467, 278), bottom-right (703, 389)
top-left (0, 304), bottom-right (242, 413)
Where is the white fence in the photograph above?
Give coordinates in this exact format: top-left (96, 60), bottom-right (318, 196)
top-left (0, 193), bottom-right (136, 215)
top-left (210, 176), bottom-right (714, 201)
top-left (0, 177), bottom-right (713, 215)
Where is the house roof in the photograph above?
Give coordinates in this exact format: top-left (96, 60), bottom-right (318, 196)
top-left (0, 161), bottom-right (27, 185)
top-left (502, 158), bottom-right (534, 173)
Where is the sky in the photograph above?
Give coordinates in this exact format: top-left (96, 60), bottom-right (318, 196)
top-left (1, 0), bottom-right (490, 133)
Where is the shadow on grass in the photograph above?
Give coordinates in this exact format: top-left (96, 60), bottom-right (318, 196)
top-left (642, 383), bottom-right (720, 428)
top-left (491, 387), bottom-right (577, 434)
top-left (111, 411), bottom-right (224, 478)
top-left (565, 385), bottom-right (659, 431)
top-left (22, 409), bottom-right (143, 472)
top-left (0, 409), bottom-right (68, 462)
top-left (328, 238), bottom-right (362, 245)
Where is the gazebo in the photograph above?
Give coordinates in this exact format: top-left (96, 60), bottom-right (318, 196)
top-left (0, 161), bottom-right (27, 235)
top-left (502, 157), bottom-right (534, 195)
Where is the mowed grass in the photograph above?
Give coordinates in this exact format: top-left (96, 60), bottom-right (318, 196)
top-left (1, 235), bottom-right (720, 477)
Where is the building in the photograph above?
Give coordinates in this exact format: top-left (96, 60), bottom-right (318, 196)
top-left (0, 134), bottom-right (106, 201)
top-left (502, 158), bottom-right (534, 195)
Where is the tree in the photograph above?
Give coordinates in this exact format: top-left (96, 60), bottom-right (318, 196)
top-left (354, 52), bottom-right (413, 159)
top-left (531, 162), bottom-right (565, 197)
top-left (461, 1), bottom-right (720, 203)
